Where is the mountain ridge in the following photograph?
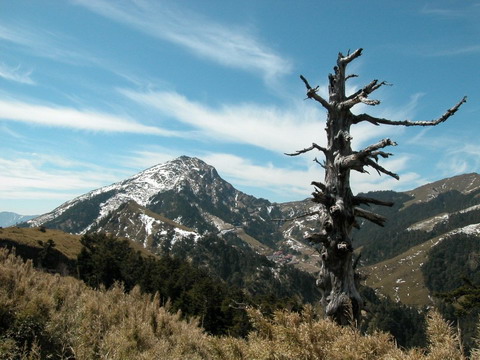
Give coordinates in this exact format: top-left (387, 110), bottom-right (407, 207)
top-left (0, 212), bottom-right (37, 227)
top-left (21, 156), bottom-right (480, 306)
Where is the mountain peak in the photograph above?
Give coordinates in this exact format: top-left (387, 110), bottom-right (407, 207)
top-left (175, 155), bottom-right (206, 164)
top-left (165, 155), bottom-right (209, 168)
top-left (137, 156), bottom-right (214, 179)
top-left (129, 155), bottom-right (219, 193)
top-left (28, 156), bottom-right (230, 233)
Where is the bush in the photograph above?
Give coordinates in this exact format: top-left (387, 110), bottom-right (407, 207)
top-left (0, 247), bottom-right (476, 359)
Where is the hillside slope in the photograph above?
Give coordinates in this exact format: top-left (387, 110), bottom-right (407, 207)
top-left (21, 157), bottom-right (480, 307)
top-left (358, 173), bottom-right (480, 305)
top-left (362, 223), bottom-right (480, 306)
top-left (0, 247), bottom-right (471, 359)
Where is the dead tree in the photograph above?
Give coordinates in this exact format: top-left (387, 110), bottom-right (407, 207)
top-left (287, 48), bottom-right (466, 325)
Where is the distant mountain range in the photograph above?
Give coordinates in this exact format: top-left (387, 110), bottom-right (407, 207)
top-left (0, 212), bottom-right (37, 227)
top-left (21, 156), bottom-right (480, 306)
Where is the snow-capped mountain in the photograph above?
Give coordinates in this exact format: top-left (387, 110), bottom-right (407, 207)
top-left (25, 156), bottom-right (480, 299)
top-left (27, 156), bottom-right (308, 252)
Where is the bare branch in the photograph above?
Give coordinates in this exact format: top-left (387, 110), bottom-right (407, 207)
top-left (353, 195), bottom-right (394, 207)
top-left (357, 97), bottom-right (381, 106)
top-left (364, 158), bottom-right (400, 180)
top-left (361, 138), bottom-right (397, 153)
top-left (368, 151), bottom-right (393, 163)
top-left (345, 74), bottom-right (359, 81)
top-left (339, 138), bottom-right (399, 180)
top-left (342, 80), bottom-right (391, 108)
top-left (346, 80), bottom-right (376, 100)
top-left (300, 75), bottom-right (330, 109)
top-left (354, 207), bottom-right (387, 227)
top-left (353, 254), bottom-right (362, 270)
top-left (353, 96), bottom-right (467, 126)
top-left (285, 143), bottom-right (327, 157)
top-left (314, 157), bottom-right (326, 168)
top-left (338, 48), bottom-right (363, 66)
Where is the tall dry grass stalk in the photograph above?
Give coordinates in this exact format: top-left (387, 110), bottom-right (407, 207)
top-left (0, 248), bottom-right (209, 359)
top-left (0, 248), bottom-right (477, 359)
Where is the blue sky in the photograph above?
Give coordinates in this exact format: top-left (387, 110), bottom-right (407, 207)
top-left (1, 0), bottom-right (479, 215)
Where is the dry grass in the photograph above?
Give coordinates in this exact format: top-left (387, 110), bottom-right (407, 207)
top-left (0, 248), bottom-right (476, 359)
top-left (0, 226), bottom-right (83, 260)
top-left (0, 226), bottom-right (152, 260)
top-left (360, 235), bottom-right (446, 307)
top-left (0, 248), bottom-right (209, 359)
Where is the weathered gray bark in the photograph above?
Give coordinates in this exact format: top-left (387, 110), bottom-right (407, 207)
top-left (287, 48), bottom-right (466, 325)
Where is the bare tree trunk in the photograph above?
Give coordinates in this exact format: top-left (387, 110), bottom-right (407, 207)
top-left (287, 49), bottom-right (466, 325)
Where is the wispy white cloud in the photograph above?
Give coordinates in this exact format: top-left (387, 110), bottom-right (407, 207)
top-left (0, 123), bottom-right (25, 139)
top-left (0, 98), bottom-right (181, 136)
top-left (437, 143), bottom-right (480, 177)
top-left (202, 152), bottom-right (317, 197)
top-left (120, 88), bottom-right (421, 157)
top-left (0, 62), bottom-right (35, 84)
top-left (427, 45), bottom-right (480, 57)
top-left (72, 0), bottom-right (292, 83)
top-left (120, 147), bottom-right (183, 170)
top-left (421, 3), bottom-right (479, 18)
top-left (0, 154), bottom-right (126, 201)
top-left (120, 89), bottom-right (325, 154)
top-left (0, 23), bottom-right (34, 46)
top-left (0, 23), bottom-right (99, 66)
top-left (419, 3), bottom-right (480, 57)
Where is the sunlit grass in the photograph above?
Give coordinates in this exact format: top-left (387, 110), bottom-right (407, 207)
top-left (0, 247), bottom-right (474, 359)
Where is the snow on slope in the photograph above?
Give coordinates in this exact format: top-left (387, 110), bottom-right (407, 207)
top-left (407, 204), bottom-right (480, 232)
top-left (28, 156), bottom-right (210, 229)
top-left (363, 223), bottom-right (480, 306)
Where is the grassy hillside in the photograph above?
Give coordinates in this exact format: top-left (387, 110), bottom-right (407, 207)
top-left (361, 236), bottom-right (436, 307)
top-left (0, 226), bottom-right (152, 260)
top-left (361, 223), bottom-right (480, 307)
top-left (0, 247), bottom-right (474, 359)
top-left (0, 226), bottom-right (83, 259)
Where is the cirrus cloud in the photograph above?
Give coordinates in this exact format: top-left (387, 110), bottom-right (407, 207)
top-left (0, 98), bottom-right (180, 136)
top-left (73, 0), bottom-right (292, 83)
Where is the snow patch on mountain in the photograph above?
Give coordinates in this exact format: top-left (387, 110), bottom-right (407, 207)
top-left (407, 204), bottom-right (480, 233)
top-left (203, 213), bottom-right (233, 231)
top-left (285, 238), bottom-right (305, 252)
top-left (446, 223), bottom-right (480, 237)
top-left (28, 156), bottom-right (223, 231)
top-left (139, 213), bottom-right (156, 236)
top-left (407, 214), bottom-right (449, 232)
top-left (172, 228), bottom-right (201, 244)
